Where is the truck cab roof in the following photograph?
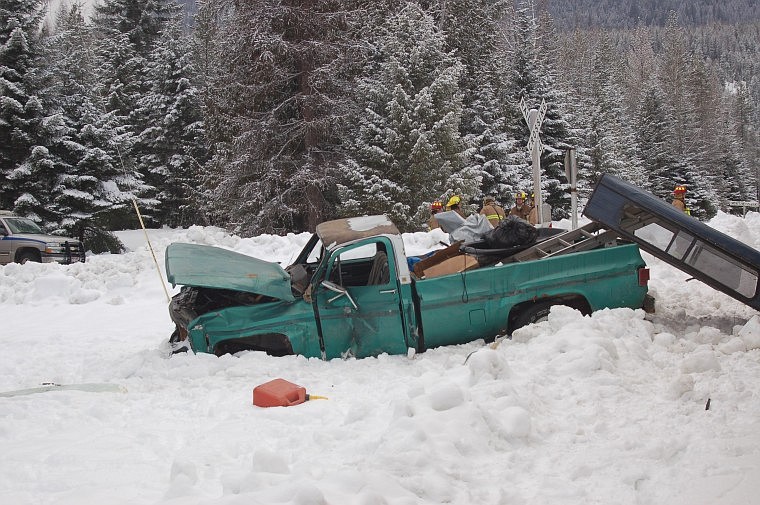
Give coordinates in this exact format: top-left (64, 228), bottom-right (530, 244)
top-left (316, 215), bottom-right (400, 251)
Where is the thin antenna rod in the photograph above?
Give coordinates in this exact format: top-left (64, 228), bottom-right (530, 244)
top-left (80, 16), bottom-right (172, 303)
top-left (133, 199), bottom-right (171, 303)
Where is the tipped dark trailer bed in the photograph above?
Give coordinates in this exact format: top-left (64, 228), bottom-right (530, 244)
top-left (584, 174), bottom-right (760, 310)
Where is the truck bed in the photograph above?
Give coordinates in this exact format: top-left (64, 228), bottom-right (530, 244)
top-left (412, 242), bottom-right (648, 350)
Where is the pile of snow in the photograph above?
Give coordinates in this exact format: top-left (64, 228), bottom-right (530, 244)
top-left (2, 213), bottom-right (760, 504)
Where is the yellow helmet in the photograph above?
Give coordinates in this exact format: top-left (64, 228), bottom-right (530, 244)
top-left (515, 191), bottom-right (526, 201)
top-left (446, 195), bottom-right (461, 208)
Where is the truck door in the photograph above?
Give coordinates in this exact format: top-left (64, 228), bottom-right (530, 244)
top-left (314, 237), bottom-right (408, 359)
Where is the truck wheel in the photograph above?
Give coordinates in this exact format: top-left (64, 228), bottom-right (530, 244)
top-left (17, 251), bottom-right (41, 264)
top-left (511, 302), bottom-right (554, 331)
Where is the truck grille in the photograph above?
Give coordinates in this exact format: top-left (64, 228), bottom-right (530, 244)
top-left (62, 241), bottom-right (86, 264)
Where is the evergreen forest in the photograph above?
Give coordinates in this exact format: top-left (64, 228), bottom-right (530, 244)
top-left (1, 0), bottom-right (758, 241)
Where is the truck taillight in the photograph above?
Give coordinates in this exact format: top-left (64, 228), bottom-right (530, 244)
top-left (638, 267), bottom-right (650, 286)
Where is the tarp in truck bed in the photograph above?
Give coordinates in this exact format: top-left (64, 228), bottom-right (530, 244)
top-left (584, 174), bottom-right (760, 310)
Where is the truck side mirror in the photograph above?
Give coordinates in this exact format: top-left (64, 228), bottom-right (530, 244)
top-left (321, 280), bottom-right (358, 310)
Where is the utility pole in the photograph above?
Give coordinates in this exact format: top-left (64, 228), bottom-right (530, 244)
top-left (520, 97), bottom-right (547, 225)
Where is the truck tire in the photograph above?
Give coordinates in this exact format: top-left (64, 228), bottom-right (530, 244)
top-left (511, 302), bottom-right (554, 331)
top-left (17, 250), bottom-right (41, 264)
top-left (510, 297), bottom-right (591, 333)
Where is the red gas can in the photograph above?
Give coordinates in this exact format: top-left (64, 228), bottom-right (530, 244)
top-left (253, 378), bottom-right (307, 407)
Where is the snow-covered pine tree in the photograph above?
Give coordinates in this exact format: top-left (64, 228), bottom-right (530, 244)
top-left (91, 0), bottom-right (180, 225)
top-left (500, 0), bottom-right (575, 218)
top-left (423, 0), bottom-right (521, 208)
top-left (337, 3), bottom-right (471, 230)
top-left (199, 0), bottom-right (361, 235)
top-left (553, 28), bottom-right (597, 203)
top-left (459, 83), bottom-right (522, 207)
top-left (729, 82), bottom-right (759, 202)
top-left (0, 0), bottom-right (58, 221)
top-left (657, 12), bottom-right (708, 216)
top-left (635, 82), bottom-right (677, 196)
top-left (587, 33), bottom-right (640, 182)
top-left (37, 3), bottom-right (144, 238)
top-left (134, 17), bottom-right (206, 227)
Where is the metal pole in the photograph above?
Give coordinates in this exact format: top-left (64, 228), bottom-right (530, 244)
top-left (529, 109), bottom-right (543, 225)
top-left (533, 140), bottom-right (543, 225)
top-left (565, 148), bottom-right (578, 229)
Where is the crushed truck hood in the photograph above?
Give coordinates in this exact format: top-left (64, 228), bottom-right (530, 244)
top-left (165, 243), bottom-right (295, 302)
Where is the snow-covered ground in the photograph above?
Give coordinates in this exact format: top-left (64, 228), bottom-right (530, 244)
top-left (2, 213), bottom-right (760, 505)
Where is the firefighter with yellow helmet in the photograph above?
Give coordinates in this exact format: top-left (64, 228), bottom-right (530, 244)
top-left (509, 191), bottom-right (531, 221)
top-left (446, 194), bottom-right (465, 217)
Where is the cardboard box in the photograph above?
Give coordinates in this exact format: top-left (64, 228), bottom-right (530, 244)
top-left (413, 241), bottom-right (463, 277)
top-left (421, 254), bottom-right (479, 279)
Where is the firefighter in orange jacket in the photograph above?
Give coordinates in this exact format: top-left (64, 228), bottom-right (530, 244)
top-left (672, 185), bottom-right (691, 215)
top-left (509, 191), bottom-right (531, 221)
top-left (480, 196), bottom-right (506, 226)
top-left (428, 200), bottom-right (443, 230)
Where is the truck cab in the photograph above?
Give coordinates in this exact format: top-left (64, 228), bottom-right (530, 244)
top-left (167, 216), bottom-right (416, 357)
top-left (0, 211), bottom-right (86, 265)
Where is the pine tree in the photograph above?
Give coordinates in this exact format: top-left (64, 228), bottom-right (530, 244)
top-left (91, 0), bottom-right (181, 224)
top-left (0, 0), bottom-right (59, 222)
top-left (200, 0), bottom-right (364, 235)
top-left (553, 28), bottom-right (597, 202)
top-left (635, 82), bottom-right (675, 196)
top-left (658, 13), bottom-right (715, 220)
top-left (461, 84), bottom-right (522, 205)
top-left (134, 17), bottom-right (206, 227)
top-left (37, 3), bottom-right (144, 235)
top-left (337, 4), bottom-right (471, 231)
top-left (587, 33), bottom-right (639, 182)
top-left (424, 0), bottom-right (516, 208)
top-left (500, 1), bottom-right (575, 218)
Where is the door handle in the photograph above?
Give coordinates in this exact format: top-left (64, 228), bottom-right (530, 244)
top-left (379, 289), bottom-right (397, 294)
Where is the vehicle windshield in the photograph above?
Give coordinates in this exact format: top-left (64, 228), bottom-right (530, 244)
top-left (4, 217), bottom-right (44, 234)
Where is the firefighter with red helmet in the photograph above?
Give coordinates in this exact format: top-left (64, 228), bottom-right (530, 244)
top-left (428, 200), bottom-right (443, 230)
top-left (672, 185), bottom-right (691, 215)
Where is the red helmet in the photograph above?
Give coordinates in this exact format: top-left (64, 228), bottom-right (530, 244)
top-left (431, 200), bottom-right (443, 211)
top-left (674, 185), bottom-right (687, 195)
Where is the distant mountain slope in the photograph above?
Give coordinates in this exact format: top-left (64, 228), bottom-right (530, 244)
top-left (545, 0), bottom-right (760, 29)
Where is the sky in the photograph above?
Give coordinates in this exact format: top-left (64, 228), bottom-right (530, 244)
top-left (2, 213), bottom-right (760, 505)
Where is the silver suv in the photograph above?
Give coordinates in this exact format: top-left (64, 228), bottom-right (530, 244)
top-left (0, 211), bottom-right (85, 265)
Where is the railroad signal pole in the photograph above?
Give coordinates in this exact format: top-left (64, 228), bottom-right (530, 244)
top-left (564, 148), bottom-right (578, 229)
top-left (520, 97), bottom-right (548, 224)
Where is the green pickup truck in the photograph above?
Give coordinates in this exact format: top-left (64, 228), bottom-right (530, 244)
top-left (165, 214), bottom-right (651, 357)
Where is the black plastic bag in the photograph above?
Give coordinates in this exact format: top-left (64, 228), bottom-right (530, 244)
top-left (484, 215), bottom-right (538, 248)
